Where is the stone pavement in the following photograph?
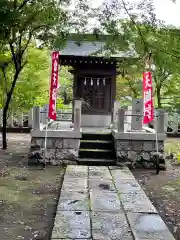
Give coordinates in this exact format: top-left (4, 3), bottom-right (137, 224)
top-left (51, 165), bottom-right (175, 240)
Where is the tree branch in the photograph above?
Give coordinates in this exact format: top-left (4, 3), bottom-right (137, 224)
top-left (21, 32), bottom-right (32, 57)
top-left (121, 0), bottom-right (149, 55)
top-left (9, 41), bottom-right (19, 70)
top-left (121, 0), bottom-right (180, 60)
top-left (18, 0), bottom-right (33, 11)
top-left (2, 68), bottom-right (8, 94)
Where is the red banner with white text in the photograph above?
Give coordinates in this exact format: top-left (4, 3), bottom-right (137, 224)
top-left (143, 71), bottom-right (154, 124)
top-left (48, 51), bottom-right (59, 120)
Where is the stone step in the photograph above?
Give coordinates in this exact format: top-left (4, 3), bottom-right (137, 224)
top-left (77, 158), bottom-right (116, 166)
top-left (80, 140), bottom-right (113, 150)
top-left (79, 148), bottom-right (116, 159)
top-left (81, 133), bottom-right (113, 141)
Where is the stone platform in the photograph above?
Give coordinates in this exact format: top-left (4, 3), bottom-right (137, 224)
top-left (51, 165), bottom-right (175, 240)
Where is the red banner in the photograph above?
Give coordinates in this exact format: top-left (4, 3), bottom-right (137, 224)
top-left (48, 51), bottom-right (59, 120)
top-left (143, 71), bottom-right (154, 124)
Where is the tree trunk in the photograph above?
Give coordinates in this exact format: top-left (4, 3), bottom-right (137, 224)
top-left (156, 87), bottom-right (161, 108)
top-left (2, 108), bottom-right (7, 149)
top-left (1, 71), bottom-right (20, 149)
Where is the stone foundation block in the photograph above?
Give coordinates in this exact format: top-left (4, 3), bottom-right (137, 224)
top-left (56, 149), bottom-right (78, 161)
top-left (54, 139), bottom-right (63, 148)
top-left (29, 136), bottom-right (80, 166)
top-left (115, 140), bottom-right (132, 151)
top-left (63, 139), bottom-right (80, 149)
top-left (131, 141), bottom-right (144, 151)
top-left (115, 139), bottom-right (166, 170)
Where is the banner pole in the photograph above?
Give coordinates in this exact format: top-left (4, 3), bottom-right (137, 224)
top-left (44, 117), bottom-right (49, 168)
top-left (43, 51), bottom-right (59, 168)
top-left (148, 62), bottom-right (159, 156)
top-left (43, 52), bottom-right (52, 168)
top-left (148, 59), bottom-right (159, 172)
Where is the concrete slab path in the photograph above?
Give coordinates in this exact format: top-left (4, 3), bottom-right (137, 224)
top-left (51, 165), bottom-right (175, 240)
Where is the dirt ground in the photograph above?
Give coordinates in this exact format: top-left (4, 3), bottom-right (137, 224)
top-left (132, 138), bottom-right (180, 240)
top-left (0, 133), bottom-right (65, 240)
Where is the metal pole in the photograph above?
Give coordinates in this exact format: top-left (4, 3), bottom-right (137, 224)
top-left (43, 52), bottom-right (53, 169)
top-left (146, 54), bottom-right (159, 170)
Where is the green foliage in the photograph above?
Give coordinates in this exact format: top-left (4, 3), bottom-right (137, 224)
top-left (0, 45), bottom-right (74, 112)
top-left (13, 45), bottom-right (50, 110)
top-left (59, 66), bottom-right (73, 104)
top-left (0, 45), bottom-right (49, 111)
top-left (116, 59), bottom-right (144, 101)
top-left (97, 0), bottom-right (180, 109)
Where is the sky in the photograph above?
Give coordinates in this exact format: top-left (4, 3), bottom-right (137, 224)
top-left (154, 0), bottom-right (180, 26)
top-left (71, 0), bottom-right (180, 27)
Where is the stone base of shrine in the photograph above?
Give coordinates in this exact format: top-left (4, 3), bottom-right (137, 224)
top-left (28, 130), bottom-right (81, 165)
top-left (112, 130), bottom-right (167, 169)
top-left (81, 114), bottom-right (111, 127)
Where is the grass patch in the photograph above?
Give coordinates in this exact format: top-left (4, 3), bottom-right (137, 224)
top-left (165, 138), bottom-right (180, 153)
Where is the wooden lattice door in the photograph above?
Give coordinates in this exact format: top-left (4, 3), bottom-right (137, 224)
top-left (79, 76), bottom-right (111, 114)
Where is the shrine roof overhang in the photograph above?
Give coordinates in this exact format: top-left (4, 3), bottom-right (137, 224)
top-left (56, 40), bottom-right (137, 66)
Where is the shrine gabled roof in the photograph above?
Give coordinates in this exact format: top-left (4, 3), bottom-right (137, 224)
top-left (59, 40), bottom-right (137, 59)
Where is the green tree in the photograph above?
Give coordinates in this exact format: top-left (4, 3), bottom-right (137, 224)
top-left (59, 66), bottom-right (73, 105)
top-left (12, 45), bottom-right (50, 111)
top-left (0, 0), bottom-right (70, 149)
top-left (96, 0), bottom-right (180, 108)
top-left (116, 59), bottom-right (143, 101)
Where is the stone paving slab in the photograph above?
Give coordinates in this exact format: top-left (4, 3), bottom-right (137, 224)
top-left (61, 177), bottom-right (88, 192)
top-left (64, 165), bottom-right (88, 178)
top-left (52, 227), bottom-right (91, 239)
top-left (90, 190), bottom-right (123, 212)
top-left (127, 212), bottom-right (175, 240)
top-left (91, 212), bottom-right (133, 240)
top-left (52, 210), bottom-right (91, 239)
top-left (51, 165), bottom-right (175, 240)
top-left (89, 178), bottom-right (116, 193)
top-left (120, 192), bottom-right (157, 213)
top-left (110, 166), bottom-right (136, 180)
top-left (115, 178), bottom-right (143, 194)
top-left (58, 195), bottom-right (89, 211)
top-left (60, 190), bottom-right (88, 200)
top-left (89, 166), bottom-right (111, 178)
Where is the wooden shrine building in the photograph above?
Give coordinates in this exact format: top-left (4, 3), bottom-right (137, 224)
top-left (58, 34), bottom-right (136, 127)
